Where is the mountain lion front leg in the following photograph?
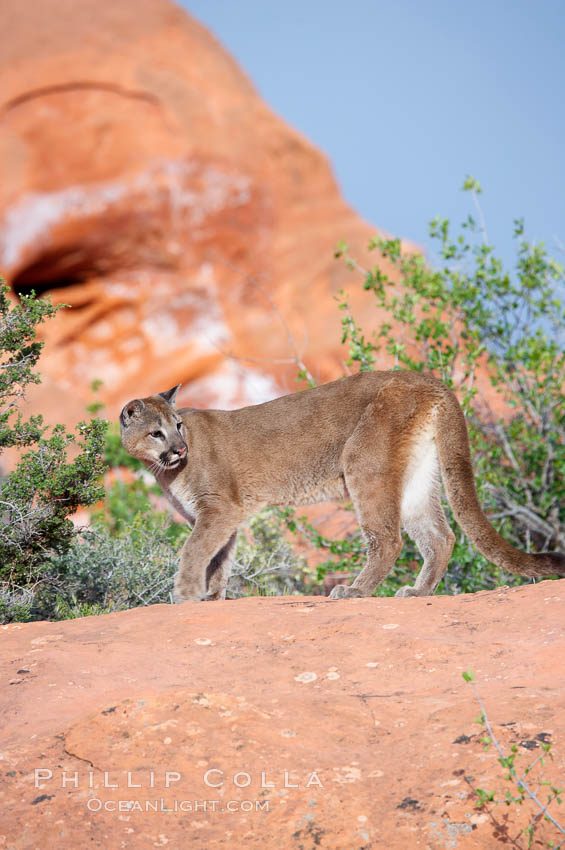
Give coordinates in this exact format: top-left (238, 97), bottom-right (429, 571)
top-left (205, 532), bottom-right (237, 601)
top-left (174, 509), bottom-right (242, 603)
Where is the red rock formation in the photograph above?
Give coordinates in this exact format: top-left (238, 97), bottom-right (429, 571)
top-left (2, 583), bottom-right (564, 847)
top-left (0, 0), bottom-right (408, 426)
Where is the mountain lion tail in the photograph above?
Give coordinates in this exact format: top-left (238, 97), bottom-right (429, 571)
top-left (435, 391), bottom-right (565, 578)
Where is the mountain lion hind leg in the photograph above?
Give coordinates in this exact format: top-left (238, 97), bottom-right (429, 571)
top-left (330, 385), bottom-right (454, 600)
top-left (396, 431), bottom-right (455, 597)
top-left (329, 399), bottom-right (405, 599)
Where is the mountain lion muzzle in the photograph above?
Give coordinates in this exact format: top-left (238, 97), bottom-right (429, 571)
top-left (119, 371), bottom-right (565, 602)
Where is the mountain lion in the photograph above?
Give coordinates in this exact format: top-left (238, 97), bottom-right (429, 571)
top-left (120, 371), bottom-right (565, 602)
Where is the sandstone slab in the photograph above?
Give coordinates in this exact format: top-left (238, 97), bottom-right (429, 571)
top-left (1, 582), bottom-right (564, 848)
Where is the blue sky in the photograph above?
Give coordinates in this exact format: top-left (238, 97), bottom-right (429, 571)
top-left (180, 0), bottom-right (564, 268)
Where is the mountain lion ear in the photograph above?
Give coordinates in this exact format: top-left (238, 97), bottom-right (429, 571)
top-left (159, 384), bottom-right (181, 406)
top-left (120, 398), bottom-right (145, 427)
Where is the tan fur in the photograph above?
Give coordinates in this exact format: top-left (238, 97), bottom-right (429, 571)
top-left (120, 372), bottom-right (565, 602)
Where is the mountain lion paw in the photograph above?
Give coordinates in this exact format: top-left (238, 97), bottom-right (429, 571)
top-left (173, 582), bottom-right (205, 603)
top-left (329, 585), bottom-right (365, 599)
top-left (395, 586), bottom-right (421, 598)
top-left (205, 589), bottom-right (227, 601)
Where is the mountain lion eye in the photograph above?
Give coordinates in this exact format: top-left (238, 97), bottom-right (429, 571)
top-left (151, 430), bottom-right (163, 439)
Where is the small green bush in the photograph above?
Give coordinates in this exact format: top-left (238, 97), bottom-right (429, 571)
top-left (229, 512), bottom-right (313, 598)
top-left (0, 283), bottom-right (107, 620)
top-left (36, 513), bottom-right (183, 619)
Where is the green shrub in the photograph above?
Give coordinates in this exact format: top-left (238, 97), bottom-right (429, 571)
top-left (0, 284), bottom-right (107, 620)
top-left (229, 512), bottom-right (313, 598)
top-left (35, 513), bottom-right (183, 619)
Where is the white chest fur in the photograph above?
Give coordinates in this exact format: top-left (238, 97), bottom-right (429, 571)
top-left (160, 476), bottom-right (197, 525)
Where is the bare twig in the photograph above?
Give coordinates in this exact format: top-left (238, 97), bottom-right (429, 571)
top-left (214, 259), bottom-right (317, 386)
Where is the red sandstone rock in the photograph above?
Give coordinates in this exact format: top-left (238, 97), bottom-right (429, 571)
top-left (1, 583), bottom-right (564, 848)
top-left (0, 0), bottom-right (412, 429)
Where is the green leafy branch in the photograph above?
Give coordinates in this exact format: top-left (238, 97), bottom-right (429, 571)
top-left (462, 670), bottom-right (565, 848)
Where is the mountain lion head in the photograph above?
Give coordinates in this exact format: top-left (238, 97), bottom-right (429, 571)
top-left (119, 384), bottom-right (187, 472)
